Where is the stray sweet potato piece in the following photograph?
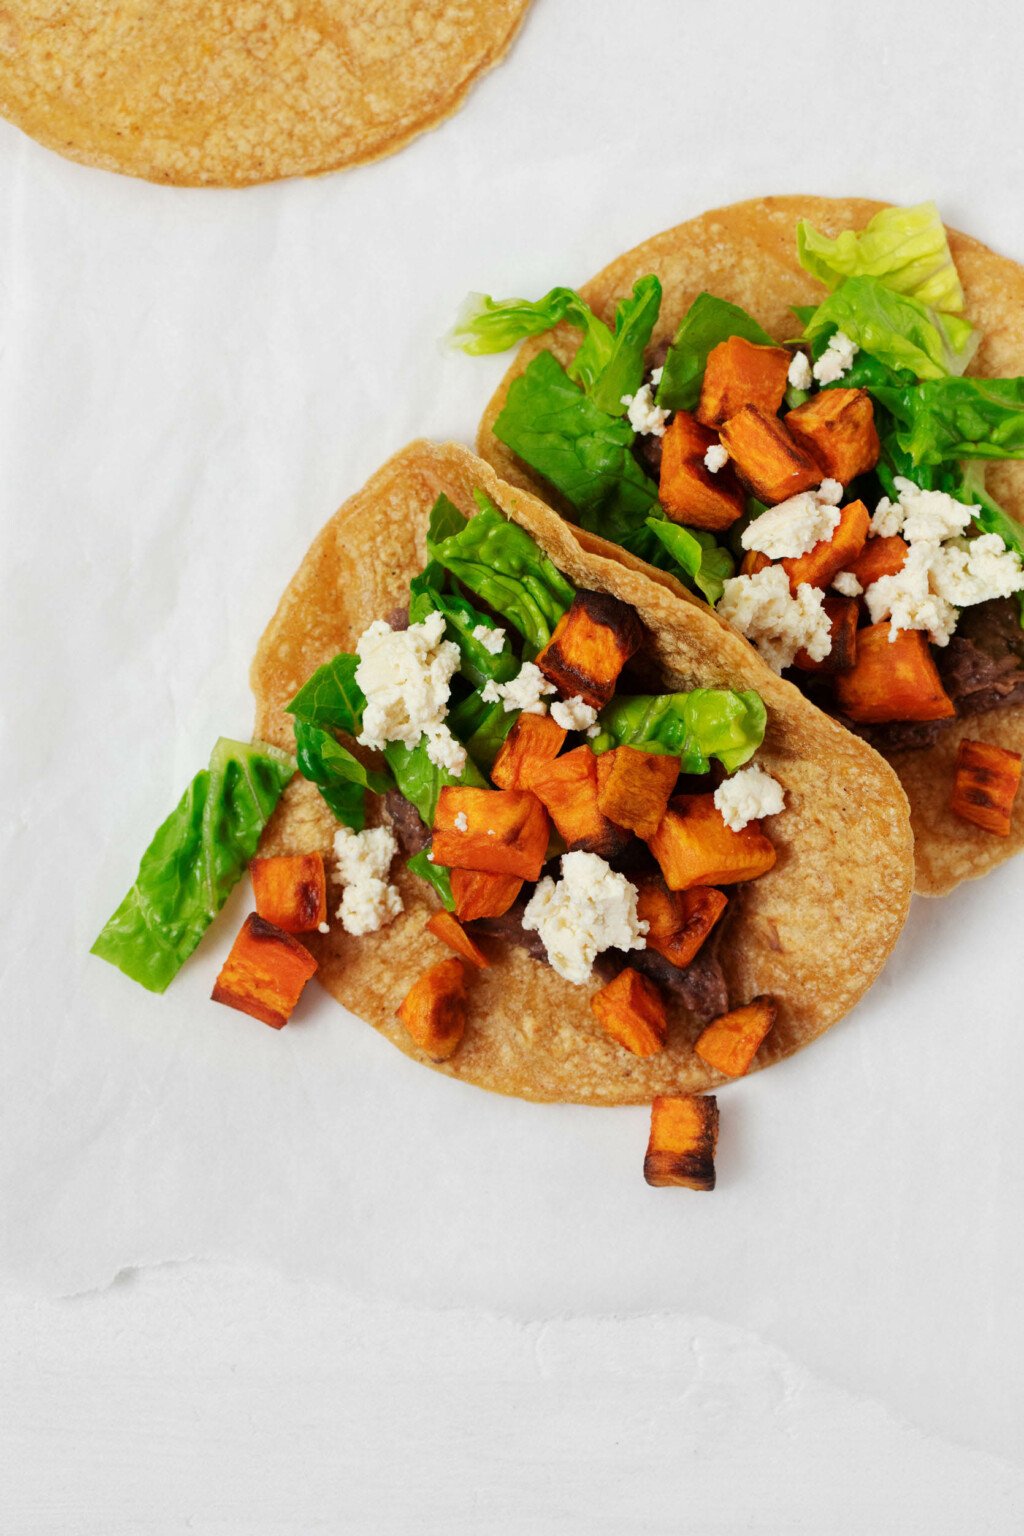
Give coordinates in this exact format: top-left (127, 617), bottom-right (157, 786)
top-left (949, 738), bottom-right (1023, 836)
top-left (696, 337), bottom-right (791, 429)
top-left (595, 746), bottom-right (680, 839)
top-left (848, 534), bottom-right (909, 589)
top-left (835, 624), bottom-right (956, 724)
top-left (250, 853), bottom-right (327, 934)
top-left (740, 549), bottom-right (771, 576)
top-left (783, 499), bottom-right (869, 593)
top-left (658, 411), bottom-right (746, 531)
top-left (397, 956), bottom-right (467, 1061)
top-left (433, 786), bottom-right (550, 881)
top-left (491, 712), bottom-right (567, 791)
top-left (536, 589), bottom-right (644, 709)
top-left (591, 968), bottom-right (668, 1057)
top-left (528, 746), bottom-right (631, 858)
top-left (647, 795), bottom-right (776, 890)
top-left (644, 1095), bottom-right (719, 1190)
top-left (211, 913), bottom-right (317, 1029)
top-left (636, 878), bottom-right (728, 968)
top-left (785, 387), bottom-right (880, 483)
top-left (695, 995), bottom-right (777, 1078)
top-left (793, 594), bottom-right (859, 673)
top-left (450, 868), bottom-right (523, 922)
top-left (426, 911), bottom-right (491, 969)
top-left (719, 405), bottom-right (823, 504)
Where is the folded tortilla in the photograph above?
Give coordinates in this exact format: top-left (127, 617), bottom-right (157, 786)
top-left (252, 441), bottom-right (912, 1104)
top-left (475, 196), bottom-right (1024, 896)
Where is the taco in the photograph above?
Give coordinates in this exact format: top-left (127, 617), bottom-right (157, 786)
top-left (239, 440), bottom-right (912, 1104)
top-left (459, 198), bottom-right (1024, 895)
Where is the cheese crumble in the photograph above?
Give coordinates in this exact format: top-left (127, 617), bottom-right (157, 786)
top-left (741, 486), bottom-right (842, 560)
top-left (832, 570), bottom-right (864, 598)
top-left (355, 610), bottom-right (465, 774)
top-left (333, 826), bottom-right (403, 937)
top-left (522, 852), bottom-right (647, 985)
top-left (787, 350), bottom-right (813, 391)
top-left (704, 443), bottom-right (729, 474)
top-left (621, 383), bottom-right (669, 437)
top-left (550, 695), bottom-right (599, 732)
top-left (812, 330), bottom-right (858, 385)
top-left (718, 565), bottom-right (832, 672)
top-left (481, 661), bottom-right (557, 715)
top-left (714, 765), bottom-right (785, 832)
top-left (472, 623), bottom-right (506, 656)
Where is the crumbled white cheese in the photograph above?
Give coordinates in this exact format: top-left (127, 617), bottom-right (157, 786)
top-left (472, 622), bottom-right (506, 656)
top-left (714, 765), bottom-right (786, 831)
top-left (586, 723), bottom-right (601, 739)
top-left (832, 570), bottom-right (864, 598)
top-left (931, 534), bottom-right (1024, 608)
top-left (333, 826), bottom-right (403, 937)
top-left (871, 477), bottom-right (974, 544)
top-left (650, 365), bottom-right (664, 386)
top-left (704, 443), bottom-right (729, 474)
top-left (818, 478), bottom-right (844, 506)
top-left (522, 852), bottom-right (647, 985)
top-left (812, 330), bottom-right (859, 385)
top-left (355, 610), bottom-right (465, 774)
top-left (621, 383), bottom-right (669, 437)
top-left (481, 661), bottom-right (557, 715)
top-left (318, 921), bottom-right (330, 935)
top-left (550, 695), bottom-right (599, 732)
top-left (864, 542), bottom-right (958, 646)
top-left (787, 350), bottom-right (813, 391)
top-left (867, 534), bottom-right (1024, 645)
top-left (453, 810), bottom-right (469, 832)
top-left (741, 487), bottom-right (841, 560)
top-left (718, 565), bottom-right (832, 672)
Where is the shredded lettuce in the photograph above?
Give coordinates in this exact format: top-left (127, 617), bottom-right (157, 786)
top-left (91, 739), bottom-right (295, 994)
top-left (656, 293), bottom-right (774, 411)
top-left (590, 689), bottom-right (766, 774)
top-left (802, 276), bottom-right (975, 381)
top-left (871, 376), bottom-right (1024, 466)
top-left (797, 201), bottom-right (965, 314)
top-left (407, 849), bottom-right (456, 910)
top-left (643, 517), bottom-right (735, 605)
top-left (294, 720), bottom-right (392, 830)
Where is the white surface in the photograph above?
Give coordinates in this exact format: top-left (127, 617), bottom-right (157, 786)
top-left (1, 0), bottom-right (1023, 1528)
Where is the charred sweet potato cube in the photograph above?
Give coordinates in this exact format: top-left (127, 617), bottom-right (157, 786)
top-left (782, 499), bottom-right (869, 593)
top-left (491, 712), bottom-right (567, 791)
top-left (644, 1095), bottom-right (719, 1190)
top-left (659, 410), bottom-right (746, 531)
top-left (949, 738), bottom-right (1023, 836)
top-left (694, 995), bottom-right (777, 1078)
top-left (397, 956), bottom-right (467, 1061)
top-left (536, 589), bottom-right (644, 709)
top-left (426, 910), bottom-right (491, 969)
top-left (793, 595), bottom-right (859, 673)
top-left (433, 786), bottom-right (550, 881)
top-left (835, 624), bottom-right (956, 724)
top-left (528, 746), bottom-right (631, 858)
top-left (696, 337), bottom-right (791, 429)
top-left (636, 878), bottom-right (728, 968)
top-left (595, 746), bottom-right (680, 840)
top-left (450, 868), bottom-right (524, 921)
top-left (740, 549), bottom-right (771, 576)
top-left (785, 387), bottom-right (880, 483)
top-left (211, 913), bottom-right (317, 1029)
top-left (590, 968), bottom-right (668, 1057)
top-left (848, 534), bottom-right (909, 589)
top-left (647, 795), bottom-right (776, 890)
top-left (250, 853), bottom-right (327, 934)
top-left (720, 405), bottom-right (823, 504)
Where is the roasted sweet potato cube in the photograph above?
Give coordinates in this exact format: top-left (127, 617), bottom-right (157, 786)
top-left (696, 337), bottom-right (791, 429)
top-left (659, 410), bottom-right (746, 531)
top-left (719, 405), bottom-right (823, 504)
top-left (740, 549), bottom-right (771, 576)
top-left (426, 910), bottom-right (491, 969)
top-left (211, 913), bottom-right (317, 1029)
top-left (450, 868), bottom-right (523, 922)
top-left (491, 712), bottom-right (567, 790)
top-left (848, 534), bottom-right (909, 589)
top-left (397, 956), bottom-right (467, 1061)
top-left (636, 878), bottom-right (728, 968)
top-left (695, 995), bottom-right (777, 1078)
top-left (536, 589), bottom-right (644, 709)
top-left (950, 738), bottom-right (1023, 836)
top-left (644, 1095), bottom-right (719, 1190)
top-left (835, 624), bottom-right (955, 724)
top-left (785, 387), bottom-right (880, 483)
top-left (250, 853), bottom-right (327, 934)
top-left (528, 746), bottom-right (631, 858)
top-left (595, 746), bottom-right (680, 839)
top-left (433, 786), bottom-right (550, 881)
top-left (793, 594), bottom-right (859, 673)
top-left (591, 968), bottom-right (668, 1057)
top-left (647, 795), bottom-right (776, 890)
top-left (783, 499), bottom-right (869, 593)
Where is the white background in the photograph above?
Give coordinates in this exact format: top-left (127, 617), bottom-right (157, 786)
top-left (2, 1), bottom-right (1023, 1530)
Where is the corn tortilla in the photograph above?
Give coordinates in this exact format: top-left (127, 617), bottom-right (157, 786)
top-left (0, 1), bottom-right (531, 186)
top-left (476, 196), bottom-right (1024, 897)
top-left (251, 441), bottom-right (913, 1104)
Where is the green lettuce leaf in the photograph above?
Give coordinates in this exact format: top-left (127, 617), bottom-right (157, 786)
top-left (91, 739), bottom-right (295, 994)
top-left (407, 849), bottom-right (456, 911)
top-left (581, 275), bottom-right (662, 415)
top-left (426, 493), bottom-right (468, 546)
top-left (590, 689), bottom-right (766, 773)
top-left (447, 690), bottom-right (517, 768)
top-left (294, 721), bottom-right (392, 830)
top-left (870, 376), bottom-right (1024, 465)
top-left (802, 275), bottom-right (975, 381)
top-left (656, 293), bottom-right (774, 411)
top-left (287, 652), bottom-right (364, 734)
top-left (383, 738), bottom-right (488, 828)
top-left (643, 518), bottom-right (735, 605)
top-left (409, 573), bottom-right (519, 689)
top-left (797, 201), bottom-right (965, 313)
